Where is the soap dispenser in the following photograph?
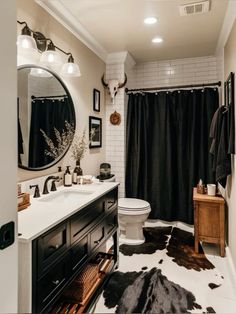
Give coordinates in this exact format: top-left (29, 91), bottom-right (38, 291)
top-left (64, 166), bottom-right (72, 187)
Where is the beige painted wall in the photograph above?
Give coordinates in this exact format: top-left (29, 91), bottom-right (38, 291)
top-left (0, 1), bottom-right (18, 312)
top-left (224, 19), bottom-right (236, 269)
top-left (17, 0), bottom-right (106, 181)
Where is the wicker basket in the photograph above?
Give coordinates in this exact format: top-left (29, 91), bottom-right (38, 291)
top-left (18, 193), bottom-right (30, 211)
top-left (63, 264), bottom-right (99, 303)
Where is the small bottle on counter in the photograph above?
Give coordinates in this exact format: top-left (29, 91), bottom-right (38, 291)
top-left (73, 161), bottom-right (83, 184)
top-left (64, 166), bottom-right (72, 187)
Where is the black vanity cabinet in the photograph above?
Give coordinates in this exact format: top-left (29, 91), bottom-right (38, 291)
top-left (28, 187), bottom-right (119, 313)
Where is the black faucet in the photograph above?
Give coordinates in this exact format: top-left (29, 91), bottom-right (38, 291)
top-left (43, 176), bottom-right (59, 194)
top-left (30, 184), bottom-right (40, 198)
top-left (50, 177), bottom-right (61, 192)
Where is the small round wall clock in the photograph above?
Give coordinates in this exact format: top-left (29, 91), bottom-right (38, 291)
top-left (110, 111), bottom-right (121, 125)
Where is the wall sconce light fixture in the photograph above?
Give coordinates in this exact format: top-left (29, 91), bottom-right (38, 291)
top-left (17, 21), bottom-right (81, 77)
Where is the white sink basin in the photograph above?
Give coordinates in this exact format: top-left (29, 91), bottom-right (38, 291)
top-left (39, 189), bottom-right (94, 204)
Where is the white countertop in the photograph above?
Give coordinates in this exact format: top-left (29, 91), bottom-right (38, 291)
top-left (18, 182), bottom-right (119, 242)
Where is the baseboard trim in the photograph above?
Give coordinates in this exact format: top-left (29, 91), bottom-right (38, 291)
top-left (225, 246), bottom-right (236, 287)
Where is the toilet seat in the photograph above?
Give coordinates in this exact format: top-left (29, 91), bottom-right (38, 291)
top-left (118, 198), bottom-right (151, 215)
top-left (118, 198), bottom-right (150, 210)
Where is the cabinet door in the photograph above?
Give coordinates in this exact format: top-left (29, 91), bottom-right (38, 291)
top-left (198, 203), bottom-right (220, 239)
top-left (35, 221), bottom-right (69, 276)
top-left (90, 222), bottom-right (106, 252)
top-left (71, 234), bottom-right (89, 273)
top-left (105, 210), bottom-right (118, 237)
top-left (35, 253), bottom-right (70, 313)
top-left (70, 198), bottom-right (105, 243)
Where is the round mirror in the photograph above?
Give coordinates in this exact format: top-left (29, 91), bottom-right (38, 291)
top-left (18, 65), bottom-right (76, 171)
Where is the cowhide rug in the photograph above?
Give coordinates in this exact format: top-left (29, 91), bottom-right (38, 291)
top-left (93, 226), bottom-right (233, 314)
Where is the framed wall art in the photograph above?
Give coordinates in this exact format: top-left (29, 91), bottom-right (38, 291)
top-left (93, 88), bottom-right (100, 112)
top-left (89, 116), bottom-right (102, 148)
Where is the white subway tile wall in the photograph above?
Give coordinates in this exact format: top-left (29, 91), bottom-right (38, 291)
top-left (106, 55), bottom-right (223, 198)
top-left (129, 55), bottom-right (222, 89)
top-left (105, 63), bottom-right (126, 197)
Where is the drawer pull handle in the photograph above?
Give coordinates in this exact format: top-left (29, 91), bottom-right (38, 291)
top-left (49, 244), bottom-right (60, 250)
top-left (94, 235), bottom-right (104, 245)
top-left (52, 279), bottom-right (60, 286)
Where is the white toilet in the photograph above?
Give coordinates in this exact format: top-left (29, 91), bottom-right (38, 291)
top-left (118, 198), bottom-right (151, 245)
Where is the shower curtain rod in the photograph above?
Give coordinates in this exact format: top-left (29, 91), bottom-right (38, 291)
top-left (31, 95), bottom-right (68, 99)
top-left (125, 81), bottom-right (221, 94)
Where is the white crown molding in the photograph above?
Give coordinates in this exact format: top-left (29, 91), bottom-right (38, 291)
top-left (106, 51), bottom-right (136, 67)
top-left (215, 0), bottom-right (236, 54)
top-left (35, 0), bottom-right (108, 62)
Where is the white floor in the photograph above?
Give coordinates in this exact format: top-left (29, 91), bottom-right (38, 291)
top-left (94, 220), bottom-right (236, 314)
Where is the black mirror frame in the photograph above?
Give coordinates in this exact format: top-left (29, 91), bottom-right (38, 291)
top-left (18, 64), bottom-right (76, 171)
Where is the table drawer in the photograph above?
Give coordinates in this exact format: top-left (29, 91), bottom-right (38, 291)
top-left (36, 221), bottom-right (69, 276)
top-left (36, 253), bottom-right (70, 313)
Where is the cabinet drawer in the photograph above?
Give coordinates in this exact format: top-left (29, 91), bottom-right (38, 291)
top-left (36, 253), bottom-right (70, 313)
top-left (71, 235), bottom-right (89, 272)
top-left (105, 188), bottom-right (118, 212)
top-left (90, 223), bottom-right (106, 251)
top-left (105, 210), bottom-right (118, 236)
top-left (71, 198), bottom-right (105, 243)
top-left (36, 222), bottom-right (69, 275)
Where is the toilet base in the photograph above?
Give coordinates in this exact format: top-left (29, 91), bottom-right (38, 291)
top-left (118, 198), bottom-right (151, 246)
top-left (119, 236), bottom-right (145, 245)
top-left (119, 221), bottom-right (146, 245)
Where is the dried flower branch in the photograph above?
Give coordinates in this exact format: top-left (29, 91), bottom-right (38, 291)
top-left (40, 121), bottom-right (75, 160)
top-left (70, 129), bottom-right (87, 162)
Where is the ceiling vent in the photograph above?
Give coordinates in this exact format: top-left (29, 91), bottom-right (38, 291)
top-left (179, 0), bottom-right (210, 16)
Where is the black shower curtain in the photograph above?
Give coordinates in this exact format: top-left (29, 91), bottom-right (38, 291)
top-left (28, 98), bottom-right (73, 168)
top-left (125, 88), bottom-right (219, 224)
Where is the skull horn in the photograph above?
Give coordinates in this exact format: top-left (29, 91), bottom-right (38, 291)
top-left (118, 73), bottom-right (127, 89)
top-left (101, 74), bottom-right (108, 88)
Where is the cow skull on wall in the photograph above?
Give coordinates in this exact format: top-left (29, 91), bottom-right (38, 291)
top-left (101, 73), bottom-right (127, 104)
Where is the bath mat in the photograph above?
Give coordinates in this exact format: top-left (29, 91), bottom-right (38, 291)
top-left (93, 226), bottom-right (231, 313)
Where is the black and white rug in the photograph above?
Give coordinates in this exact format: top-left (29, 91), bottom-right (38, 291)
top-left (94, 226), bottom-right (236, 313)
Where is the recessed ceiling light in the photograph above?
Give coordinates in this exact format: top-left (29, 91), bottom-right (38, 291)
top-left (152, 37), bottom-right (163, 43)
top-left (144, 17), bottom-right (157, 25)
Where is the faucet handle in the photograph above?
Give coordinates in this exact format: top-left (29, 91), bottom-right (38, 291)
top-left (30, 184), bottom-right (40, 198)
top-left (50, 176), bottom-right (60, 192)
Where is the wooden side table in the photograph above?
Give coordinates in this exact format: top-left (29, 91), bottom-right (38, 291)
top-left (193, 187), bottom-right (225, 257)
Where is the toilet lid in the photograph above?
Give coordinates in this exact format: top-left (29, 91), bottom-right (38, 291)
top-left (118, 198), bottom-right (150, 211)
